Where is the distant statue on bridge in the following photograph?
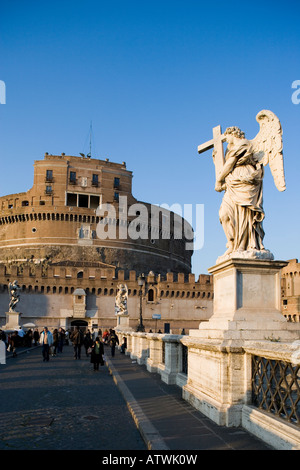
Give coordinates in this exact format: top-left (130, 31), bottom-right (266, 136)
top-left (115, 283), bottom-right (128, 315)
top-left (8, 280), bottom-right (21, 312)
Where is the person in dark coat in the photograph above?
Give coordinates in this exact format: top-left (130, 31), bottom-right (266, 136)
top-left (52, 329), bottom-right (58, 356)
top-left (90, 337), bottom-right (104, 371)
top-left (109, 329), bottom-right (119, 357)
top-left (83, 330), bottom-right (93, 357)
top-left (70, 327), bottom-right (84, 359)
top-left (57, 328), bottom-right (65, 353)
top-left (33, 329), bottom-right (40, 346)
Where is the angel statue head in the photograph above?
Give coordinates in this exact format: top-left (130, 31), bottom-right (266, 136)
top-left (224, 126), bottom-right (245, 140)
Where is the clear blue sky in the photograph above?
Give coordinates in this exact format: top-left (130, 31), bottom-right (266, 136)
top-left (0, 0), bottom-right (299, 276)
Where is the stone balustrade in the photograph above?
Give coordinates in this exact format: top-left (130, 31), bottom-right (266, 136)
top-left (115, 327), bottom-right (300, 450)
top-left (115, 329), bottom-right (188, 387)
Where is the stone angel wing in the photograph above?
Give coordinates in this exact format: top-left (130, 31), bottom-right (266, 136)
top-left (250, 109), bottom-right (286, 192)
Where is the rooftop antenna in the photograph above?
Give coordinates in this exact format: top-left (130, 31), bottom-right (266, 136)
top-left (87, 121), bottom-right (92, 158)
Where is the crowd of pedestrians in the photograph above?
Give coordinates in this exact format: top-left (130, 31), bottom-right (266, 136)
top-left (0, 326), bottom-right (123, 369)
top-left (0, 327), bottom-right (37, 357)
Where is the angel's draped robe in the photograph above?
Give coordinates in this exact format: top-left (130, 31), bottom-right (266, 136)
top-left (219, 140), bottom-right (265, 252)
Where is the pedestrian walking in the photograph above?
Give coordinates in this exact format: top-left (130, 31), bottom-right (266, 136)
top-left (0, 329), bottom-right (7, 349)
top-left (120, 336), bottom-right (127, 354)
top-left (33, 328), bottom-right (40, 346)
top-left (83, 330), bottom-right (93, 357)
top-left (70, 327), bottom-right (84, 359)
top-left (24, 329), bottom-right (32, 347)
top-left (9, 331), bottom-right (18, 357)
top-left (57, 327), bottom-right (65, 353)
top-left (52, 328), bottom-right (58, 356)
top-left (90, 337), bottom-right (104, 371)
top-left (109, 329), bottom-right (119, 357)
top-left (17, 327), bottom-right (25, 346)
top-left (40, 327), bottom-right (53, 362)
top-left (102, 329), bottom-right (109, 344)
top-left (65, 329), bottom-right (70, 346)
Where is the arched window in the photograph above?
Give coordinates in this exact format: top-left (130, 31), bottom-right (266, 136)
top-left (77, 271), bottom-right (83, 279)
top-left (148, 289), bottom-right (154, 302)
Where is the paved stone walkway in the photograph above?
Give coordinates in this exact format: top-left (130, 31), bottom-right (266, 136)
top-left (0, 343), bottom-right (272, 451)
top-left (0, 344), bottom-right (146, 450)
top-left (105, 352), bottom-right (271, 451)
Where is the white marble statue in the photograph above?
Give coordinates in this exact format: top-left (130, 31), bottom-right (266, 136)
top-left (115, 283), bottom-right (128, 315)
top-left (198, 110), bottom-right (286, 262)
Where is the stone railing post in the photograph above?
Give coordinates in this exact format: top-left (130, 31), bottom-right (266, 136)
top-left (125, 332), bottom-right (132, 356)
top-left (137, 332), bottom-right (149, 365)
top-left (130, 332), bottom-right (139, 360)
top-left (159, 335), bottom-right (182, 385)
top-left (146, 334), bottom-right (162, 373)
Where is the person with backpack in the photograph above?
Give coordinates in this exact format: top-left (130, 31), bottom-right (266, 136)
top-left (90, 336), bottom-right (104, 371)
top-left (70, 326), bottom-right (84, 360)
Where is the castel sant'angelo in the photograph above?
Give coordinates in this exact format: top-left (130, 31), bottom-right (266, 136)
top-left (0, 152), bottom-right (213, 333)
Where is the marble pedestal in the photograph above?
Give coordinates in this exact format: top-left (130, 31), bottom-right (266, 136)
top-left (116, 313), bottom-right (130, 329)
top-left (191, 258), bottom-right (297, 342)
top-left (3, 311), bottom-right (22, 330)
top-left (182, 258), bottom-right (300, 427)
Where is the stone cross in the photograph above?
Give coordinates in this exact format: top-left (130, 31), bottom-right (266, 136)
top-left (197, 125), bottom-right (226, 183)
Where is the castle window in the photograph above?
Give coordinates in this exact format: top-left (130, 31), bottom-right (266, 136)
top-left (78, 194), bottom-right (89, 208)
top-left (22, 201), bottom-right (29, 206)
top-left (90, 195), bottom-right (100, 209)
top-left (46, 170), bottom-right (53, 182)
top-left (66, 193), bottom-right (77, 206)
top-left (114, 177), bottom-right (120, 189)
top-left (114, 192), bottom-right (119, 202)
top-left (45, 186), bottom-right (52, 195)
top-left (148, 289), bottom-right (154, 302)
top-left (77, 271), bottom-right (83, 279)
top-left (70, 171), bottom-right (76, 184)
top-left (92, 174), bottom-right (99, 186)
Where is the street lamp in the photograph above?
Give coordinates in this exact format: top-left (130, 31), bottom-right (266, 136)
top-left (137, 273), bottom-right (145, 332)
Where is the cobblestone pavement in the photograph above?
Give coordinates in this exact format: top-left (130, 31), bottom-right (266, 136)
top-left (0, 345), bottom-right (146, 450)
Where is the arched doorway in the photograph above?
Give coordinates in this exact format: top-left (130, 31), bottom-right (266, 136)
top-left (70, 319), bottom-right (88, 332)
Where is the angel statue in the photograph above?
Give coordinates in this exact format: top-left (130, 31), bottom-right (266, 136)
top-left (115, 283), bottom-right (128, 315)
top-left (8, 280), bottom-right (21, 312)
top-left (198, 110), bottom-right (285, 261)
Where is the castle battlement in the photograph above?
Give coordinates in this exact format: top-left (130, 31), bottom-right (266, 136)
top-left (0, 262), bottom-right (212, 299)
